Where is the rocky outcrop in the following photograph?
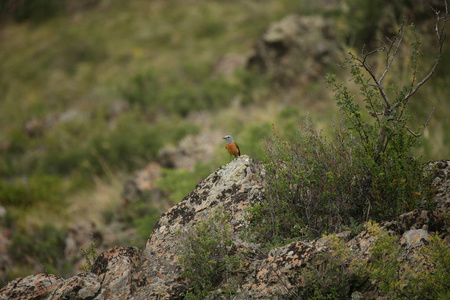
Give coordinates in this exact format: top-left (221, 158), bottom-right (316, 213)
top-left (0, 156), bottom-right (264, 299)
top-left (1, 157), bottom-right (449, 299)
top-left (0, 246), bottom-right (140, 300)
top-left (132, 155), bottom-right (264, 298)
top-left (247, 14), bottom-right (341, 86)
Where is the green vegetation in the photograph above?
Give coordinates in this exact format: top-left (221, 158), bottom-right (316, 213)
top-left (249, 18), bottom-right (444, 243)
top-left (80, 242), bottom-right (98, 273)
top-left (295, 222), bottom-right (450, 300)
top-left (178, 208), bottom-right (242, 298)
top-left (364, 222), bottom-right (450, 299)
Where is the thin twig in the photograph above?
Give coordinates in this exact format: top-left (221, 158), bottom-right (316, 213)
top-left (407, 107), bottom-right (435, 137)
top-left (350, 50), bottom-right (392, 109)
top-left (379, 23), bottom-right (405, 84)
top-left (402, 2), bottom-right (449, 102)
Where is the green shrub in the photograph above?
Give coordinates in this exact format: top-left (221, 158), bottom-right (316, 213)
top-left (237, 123), bottom-right (272, 162)
top-left (341, 0), bottom-right (395, 47)
top-left (119, 199), bottom-right (162, 249)
top-left (364, 222), bottom-right (402, 295)
top-left (296, 223), bottom-right (450, 299)
top-left (413, 234), bottom-right (450, 299)
top-left (178, 207), bottom-right (242, 298)
top-left (250, 19), bottom-right (442, 243)
top-left (250, 118), bottom-right (357, 243)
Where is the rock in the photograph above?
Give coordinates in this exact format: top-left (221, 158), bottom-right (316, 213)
top-left (429, 160), bottom-right (450, 211)
top-left (384, 209), bottom-right (445, 235)
top-left (50, 273), bottom-right (100, 299)
top-left (400, 229), bottom-right (429, 248)
top-left (90, 246), bottom-right (141, 299)
top-left (247, 14), bottom-right (341, 86)
top-left (133, 155), bottom-right (264, 298)
top-left (0, 206), bottom-right (6, 219)
top-left (0, 273), bottom-right (63, 300)
top-left (0, 246), bottom-right (140, 300)
top-left (24, 117), bottom-right (52, 138)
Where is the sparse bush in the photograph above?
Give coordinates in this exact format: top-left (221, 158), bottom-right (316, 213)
top-left (178, 207), bottom-right (242, 298)
top-left (250, 118), bottom-right (357, 242)
top-left (80, 242), bottom-right (98, 272)
top-left (250, 8), bottom-right (447, 243)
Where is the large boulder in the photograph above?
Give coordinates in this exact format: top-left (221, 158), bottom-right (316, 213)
top-left (132, 155), bottom-right (264, 298)
top-left (247, 14), bottom-right (341, 86)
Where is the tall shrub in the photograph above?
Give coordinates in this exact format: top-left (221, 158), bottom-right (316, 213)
top-left (250, 6), bottom-right (448, 243)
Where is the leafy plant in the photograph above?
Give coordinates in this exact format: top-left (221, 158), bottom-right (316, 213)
top-left (80, 242), bottom-right (98, 272)
top-left (364, 222), bottom-right (402, 296)
top-left (251, 118), bottom-right (357, 242)
top-left (157, 164), bottom-right (213, 205)
top-left (178, 207), bottom-right (242, 298)
top-left (412, 233), bottom-right (450, 299)
top-left (324, 16), bottom-right (448, 220)
top-left (251, 6), bottom-right (448, 243)
top-left (0, 175), bottom-right (65, 208)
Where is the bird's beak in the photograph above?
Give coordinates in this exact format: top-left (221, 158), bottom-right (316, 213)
top-left (222, 137), bottom-right (226, 139)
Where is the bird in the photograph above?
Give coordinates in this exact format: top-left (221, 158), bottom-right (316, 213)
top-left (223, 135), bottom-right (241, 160)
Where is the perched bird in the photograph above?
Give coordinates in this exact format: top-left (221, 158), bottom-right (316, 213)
top-left (223, 135), bottom-right (241, 160)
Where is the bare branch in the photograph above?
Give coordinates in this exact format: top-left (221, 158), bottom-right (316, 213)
top-left (347, 49), bottom-right (392, 110)
top-left (402, 2), bottom-right (449, 102)
top-left (379, 23), bottom-right (405, 84)
top-left (406, 107), bottom-right (435, 137)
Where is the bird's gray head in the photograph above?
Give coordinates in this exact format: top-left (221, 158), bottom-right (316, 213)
top-left (222, 135), bottom-right (234, 144)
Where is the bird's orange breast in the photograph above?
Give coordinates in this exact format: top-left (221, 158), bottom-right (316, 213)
top-left (226, 142), bottom-right (240, 157)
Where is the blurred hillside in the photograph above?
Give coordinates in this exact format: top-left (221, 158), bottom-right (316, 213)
top-left (0, 0), bottom-right (449, 285)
